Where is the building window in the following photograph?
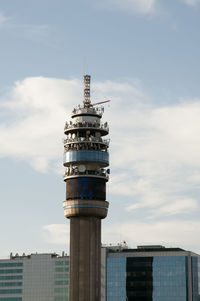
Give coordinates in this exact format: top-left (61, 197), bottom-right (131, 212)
top-left (0, 283), bottom-right (22, 287)
top-left (0, 297), bottom-right (22, 301)
top-left (0, 270), bottom-right (23, 274)
top-left (0, 276), bottom-right (22, 281)
top-left (55, 280), bottom-right (68, 286)
top-left (64, 150), bottom-right (109, 165)
top-left (0, 264), bottom-right (23, 268)
top-left (0, 289), bottom-right (22, 294)
top-left (54, 287), bottom-right (68, 294)
top-left (55, 267), bottom-right (69, 273)
top-left (55, 261), bottom-right (69, 266)
top-left (55, 273), bottom-right (69, 279)
top-left (153, 256), bottom-right (187, 301)
top-left (192, 256), bottom-right (200, 301)
top-left (107, 257), bottom-right (127, 301)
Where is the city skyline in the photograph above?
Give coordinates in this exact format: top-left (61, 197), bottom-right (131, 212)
top-left (0, 0), bottom-right (200, 258)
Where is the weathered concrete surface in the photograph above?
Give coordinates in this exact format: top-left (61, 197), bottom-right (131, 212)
top-left (69, 217), bottom-right (101, 301)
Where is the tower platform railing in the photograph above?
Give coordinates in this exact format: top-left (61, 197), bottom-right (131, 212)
top-left (63, 168), bottom-right (109, 180)
top-left (63, 137), bottom-right (110, 146)
top-left (64, 121), bottom-right (109, 132)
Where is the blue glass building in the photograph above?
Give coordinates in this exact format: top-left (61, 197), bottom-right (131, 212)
top-left (101, 245), bottom-right (200, 301)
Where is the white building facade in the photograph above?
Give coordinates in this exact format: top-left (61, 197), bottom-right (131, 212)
top-left (0, 253), bottom-right (69, 301)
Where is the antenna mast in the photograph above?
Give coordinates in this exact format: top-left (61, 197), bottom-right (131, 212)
top-left (83, 75), bottom-right (91, 108)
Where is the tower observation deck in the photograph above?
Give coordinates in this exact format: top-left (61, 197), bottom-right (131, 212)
top-left (63, 75), bottom-right (110, 301)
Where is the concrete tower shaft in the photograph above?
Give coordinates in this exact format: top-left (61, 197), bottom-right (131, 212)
top-left (63, 75), bottom-right (110, 301)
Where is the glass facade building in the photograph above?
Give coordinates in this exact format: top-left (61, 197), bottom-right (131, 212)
top-left (103, 246), bottom-right (200, 301)
top-left (153, 256), bottom-right (187, 301)
top-left (107, 257), bottom-right (126, 300)
top-left (192, 256), bottom-right (200, 301)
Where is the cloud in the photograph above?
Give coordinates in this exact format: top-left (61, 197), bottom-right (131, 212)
top-left (126, 197), bottom-right (198, 216)
top-left (92, 0), bottom-right (156, 15)
top-left (107, 99), bottom-right (200, 216)
top-left (150, 198), bottom-right (198, 217)
top-left (183, 0), bottom-right (200, 6)
top-left (0, 77), bottom-right (81, 172)
top-left (42, 224), bottom-right (69, 245)
top-left (0, 11), bottom-right (9, 25)
top-left (0, 11), bottom-right (53, 48)
top-left (41, 220), bottom-right (200, 253)
top-left (102, 220), bottom-right (200, 252)
top-left (1, 76), bottom-right (200, 218)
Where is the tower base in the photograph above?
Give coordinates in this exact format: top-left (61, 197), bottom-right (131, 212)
top-left (69, 216), bottom-right (101, 301)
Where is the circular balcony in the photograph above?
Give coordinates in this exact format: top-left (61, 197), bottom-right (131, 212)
top-left (64, 121), bottom-right (109, 136)
top-left (64, 137), bottom-right (110, 147)
top-left (71, 107), bottom-right (104, 118)
top-left (63, 168), bottom-right (109, 181)
top-left (63, 137), bottom-right (109, 152)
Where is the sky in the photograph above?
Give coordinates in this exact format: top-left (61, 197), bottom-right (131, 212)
top-left (0, 0), bottom-right (200, 258)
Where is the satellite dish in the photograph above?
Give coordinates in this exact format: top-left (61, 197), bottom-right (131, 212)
top-left (78, 165), bottom-right (86, 172)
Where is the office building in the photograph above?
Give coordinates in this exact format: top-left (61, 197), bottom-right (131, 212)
top-left (0, 245), bottom-right (200, 300)
top-left (0, 252), bottom-right (69, 301)
top-left (63, 75), bottom-right (110, 301)
top-left (102, 244), bottom-right (200, 301)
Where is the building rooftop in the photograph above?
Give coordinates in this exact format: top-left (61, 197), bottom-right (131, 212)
top-left (8, 252), bottom-right (68, 260)
top-left (106, 244), bottom-right (186, 253)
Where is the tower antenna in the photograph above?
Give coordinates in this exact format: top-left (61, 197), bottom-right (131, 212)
top-left (83, 74), bottom-right (91, 107)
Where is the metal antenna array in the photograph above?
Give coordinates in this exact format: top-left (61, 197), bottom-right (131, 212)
top-left (83, 74), bottom-right (91, 107)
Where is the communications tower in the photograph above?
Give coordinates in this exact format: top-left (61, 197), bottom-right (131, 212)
top-left (63, 75), bottom-right (110, 301)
